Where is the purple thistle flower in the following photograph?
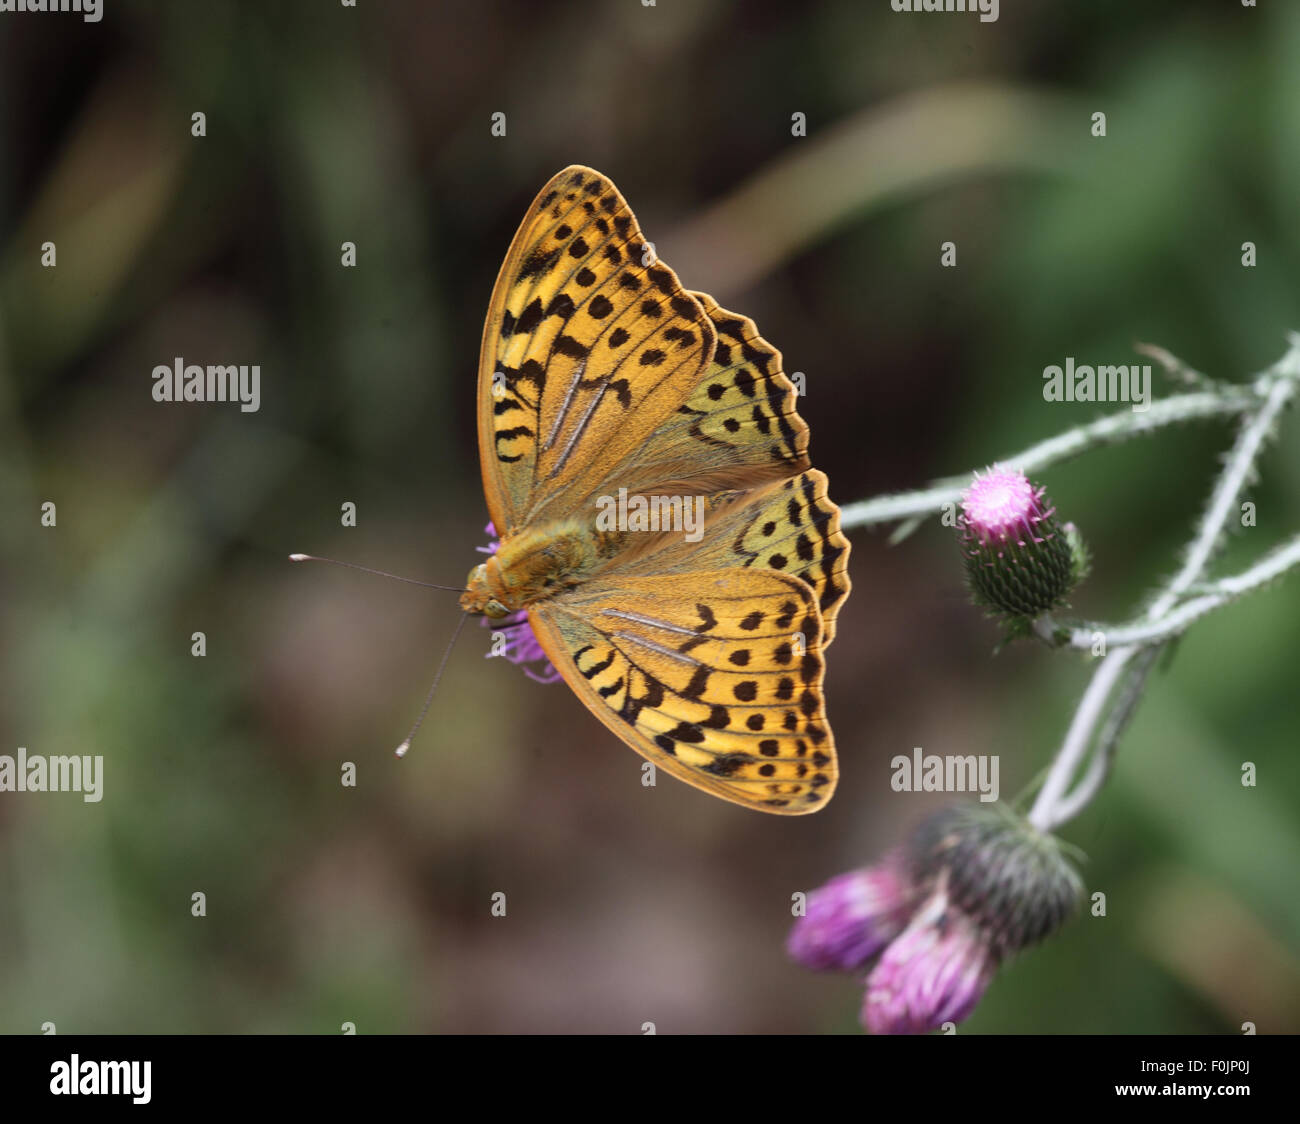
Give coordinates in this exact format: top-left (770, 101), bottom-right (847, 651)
top-left (787, 854), bottom-right (918, 972)
top-left (957, 467), bottom-right (1083, 620)
top-left (960, 466), bottom-right (1055, 547)
top-left (788, 805), bottom-right (1083, 1035)
top-left (860, 879), bottom-right (996, 1035)
top-left (487, 612), bottom-right (563, 684)
top-left (477, 523), bottom-right (562, 684)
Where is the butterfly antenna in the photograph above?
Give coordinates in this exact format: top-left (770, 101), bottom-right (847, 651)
top-left (394, 611), bottom-right (469, 759)
top-left (289, 553), bottom-right (466, 593)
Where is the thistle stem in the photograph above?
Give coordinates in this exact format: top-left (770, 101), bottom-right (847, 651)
top-left (1027, 340), bottom-right (1300, 831)
top-left (1059, 532), bottom-right (1300, 650)
top-left (840, 389), bottom-right (1255, 532)
top-left (839, 335), bottom-right (1299, 832)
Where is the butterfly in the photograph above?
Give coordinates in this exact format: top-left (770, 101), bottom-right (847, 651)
top-left (460, 166), bottom-right (851, 814)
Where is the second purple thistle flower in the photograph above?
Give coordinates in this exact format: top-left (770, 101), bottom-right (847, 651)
top-left (477, 523), bottom-right (562, 684)
top-left (788, 805), bottom-right (1083, 1034)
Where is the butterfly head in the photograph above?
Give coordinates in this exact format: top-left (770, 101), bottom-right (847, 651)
top-left (460, 560), bottom-right (511, 619)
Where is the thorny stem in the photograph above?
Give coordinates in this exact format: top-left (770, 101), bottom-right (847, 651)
top-left (1050, 646), bottom-right (1160, 826)
top-left (1026, 339), bottom-right (1300, 831)
top-left (1058, 533), bottom-right (1300, 650)
top-left (839, 389), bottom-right (1255, 532)
top-left (839, 334), bottom-right (1300, 834)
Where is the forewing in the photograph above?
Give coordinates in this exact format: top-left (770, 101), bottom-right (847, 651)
top-left (478, 165), bottom-right (716, 532)
top-left (610, 291), bottom-right (812, 494)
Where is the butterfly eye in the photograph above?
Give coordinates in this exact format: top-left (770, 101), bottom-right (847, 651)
top-left (484, 599), bottom-right (509, 619)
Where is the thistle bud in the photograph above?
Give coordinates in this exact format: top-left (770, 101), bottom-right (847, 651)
top-left (860, 804), bottom-right (1082, 1034)
top-left (957, 467), bottom-right (1084, 620)
top-left (789, 802), bottom-right (1085, 1034)
top-left (905, 803), bottom-right (1083, 958)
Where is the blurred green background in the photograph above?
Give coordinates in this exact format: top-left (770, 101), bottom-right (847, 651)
top-left (2, 0), bottom-right (1297, 1034)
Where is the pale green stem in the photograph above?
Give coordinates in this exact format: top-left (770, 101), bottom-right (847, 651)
top-left (1028, 343), bottom-right (1300, 832)
top-left (1061, 533), bottom-right (1300, 650)
top-left (839, 390), bottom-right (1254, 532)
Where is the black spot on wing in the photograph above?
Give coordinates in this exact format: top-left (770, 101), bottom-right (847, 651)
top-left (705, 753), bottom-right (751, 777)
top-left (519, 247), bottom-right (561, 280)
